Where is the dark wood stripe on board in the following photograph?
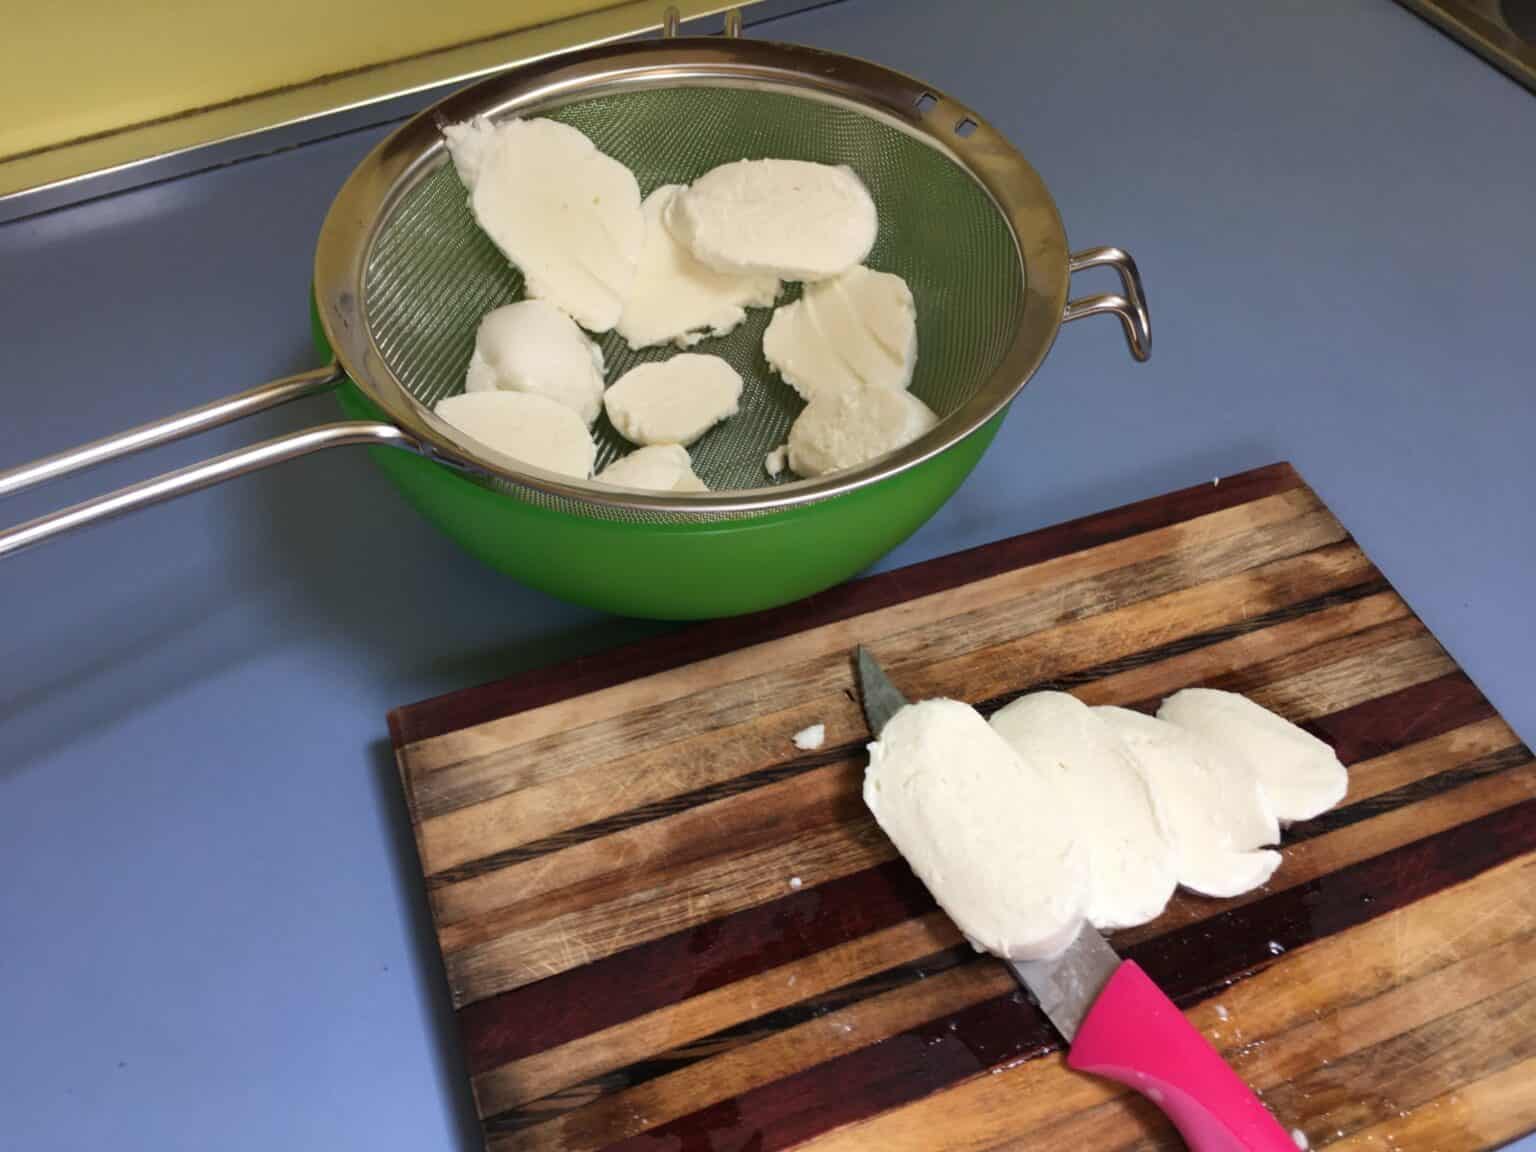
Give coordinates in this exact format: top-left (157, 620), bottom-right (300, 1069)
top-left (586, 798), bottom-right (1536, 1152)
top-left (389, 463), bottom-right (1303, 748)
top-left (484, 945), bottom-right (979, 1134)
top-left (458, 859), bottom-right (932, 1076)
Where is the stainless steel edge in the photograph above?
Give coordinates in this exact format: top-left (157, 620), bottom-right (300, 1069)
top-left (1062, 246), bottom-right (1152, 362)
top-left (854, 646), bottom-right (910, 736)
top-left (1010, 924), bottom-right (1122, 1043)
top-left (0, 422), bottom-right (419, 558)
top-left (0, 364), bottom-right (343, 499)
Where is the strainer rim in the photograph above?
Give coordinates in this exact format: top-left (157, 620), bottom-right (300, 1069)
top-left (315, 36), bottom-right (1069, 517)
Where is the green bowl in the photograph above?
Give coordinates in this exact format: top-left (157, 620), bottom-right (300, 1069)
top-left (319, 296), bottom-right (1001, 619)
top-left (345, 383), bottom-right (998, 620)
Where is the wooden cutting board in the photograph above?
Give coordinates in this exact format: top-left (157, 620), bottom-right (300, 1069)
top-left (389, 462), bottom-right (1536, 1152)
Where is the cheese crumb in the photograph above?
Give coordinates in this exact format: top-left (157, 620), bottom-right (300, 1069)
top-left (789, 876), bottom-right (803, 890)
top-left (765, 444), bottom-right (789, 479)
top-left (1215, 1004), bottom-right (1230, 1021)
top-left (1291, 1128), bottom-right (1309, 1150)
top-left (792, 723), bottom-right (826, 750)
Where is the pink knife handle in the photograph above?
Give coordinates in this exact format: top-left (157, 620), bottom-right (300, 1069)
top-left (1067, 961), bottom-right (1294, 1152)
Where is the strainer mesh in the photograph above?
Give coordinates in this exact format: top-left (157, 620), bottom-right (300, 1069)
top-left (365, 85), bottom-right (1024, 522)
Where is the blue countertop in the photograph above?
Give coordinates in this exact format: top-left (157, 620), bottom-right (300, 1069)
top-left (2, 2), bottom-right (1533, 1148)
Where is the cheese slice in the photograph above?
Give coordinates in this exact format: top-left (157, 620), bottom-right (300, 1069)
top-left (604, 354), bottom-right (742, 446)
top-left (1096, 706), bottom-right (1281, 899)
top-left (666, 159), bottom-right (877, 281)
top-left (786, 379), bottom-right (936, 477)
top-left (864, 698), bottom-right (1088, 960)
top-left (990, 692), bottom-right (1177, 931)
top-left (433, 390), bottom-right (595, 479)
top-left (1158, 688), bottom-right (1348, 824)
top-left (464, 300), bottom-right (605, 426)
top-left (443, 116), bottom-right (642, 332)
top-left (595, 444), bottom-right (708, 493)
top-left (616, 185), bottom-right (780, 350)
top-left (764, 266), bottom-right (917, 401)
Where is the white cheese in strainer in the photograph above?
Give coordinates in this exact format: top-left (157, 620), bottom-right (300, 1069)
top-left (595, 444), bottom-right (708, 493)
top-left (464, 300), bottom-right (605, 426)
top-left (433, 391), bottom-right (596, 479)
top-left (443, 116), bottom-right (642, 333)
top-left (604, 354), bottom-right (743, 447)
top-left (763, 266), bottom-right (918, 402)
top-left (665, 159), bottom-right (877, 282)
top-left (785, 379), bottom-right (936, 478)
top-left (616, 185), bottom-right (780, 351)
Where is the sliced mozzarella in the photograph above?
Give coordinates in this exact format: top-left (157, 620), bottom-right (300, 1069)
top-left (616, 185), bottom-right (780, 350)
top-left (764, 266), bottom-right (917, 401)
top-left (990, 692), bottom-right (1177, 931)
top-left (1095, 706), bottom-right (1281, 899)
top-left (1157, 688), bottom-right (1348, 824)
top-left (865, 698), bottom-right (1087, 960)
top-left (443, 116), bottom-right (642, 332)
top-left (666, 159), bottom-right (877, 281)
top-left (463, 300), bottom-right (605, 426)
top-left (603, 354), bottom-right (742, 446)
top-left (786, 379), bottom-right (936, 478)
top-left (595, 444), bottom-right (708, 493)
top-left (434, 390), bottom-right (596, 478)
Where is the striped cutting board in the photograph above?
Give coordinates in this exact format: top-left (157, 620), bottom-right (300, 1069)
top-left (389, 462), bottom-right (1536, 1152)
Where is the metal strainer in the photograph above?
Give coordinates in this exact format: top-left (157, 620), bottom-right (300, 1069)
top-left (0, 34), bottom-right (1149, 609)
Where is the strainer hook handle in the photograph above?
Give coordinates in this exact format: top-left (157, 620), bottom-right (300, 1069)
top-left (0, 363), bottom-right (422, 558)
top-left (1063, 246), bottom-right (1152, 362)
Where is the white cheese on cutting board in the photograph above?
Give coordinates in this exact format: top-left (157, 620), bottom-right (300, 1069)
top-left (666, 159), bottom-right (878, 282)
top-left (764, 266), bottom-right (918, 402)
top-left (464, 300), bottom-right (606, 426)
top-left (786, 379), bottom-right (937, 478)
top-left (616, 185), bottom-right (781, 350)
top-left (864, 698), bottom-right (1088, 960)
top-left (1158, 688), bottom-right (1348, 824)
top-left (604, 354), bottom-right (743, 447)
top-left (444, 116), bottom-right (642, 333)
top-left (433, 390), bottom-right (596, 478)
top-left (1095, 706), bottom-right (1281, 898)
top-left (989, 692), bottom-right (1177, 931)
top-left (596, 444), bottom-right (708, 493)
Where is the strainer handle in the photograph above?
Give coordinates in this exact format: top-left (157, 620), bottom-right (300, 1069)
top-left (0, 364), bottom-right (420, 558)
top-left (1063, 246), bottom-right (1152, 362)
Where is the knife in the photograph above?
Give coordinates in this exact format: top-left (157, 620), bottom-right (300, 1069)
top-left (854, 647), bottom-right (1295, 1152)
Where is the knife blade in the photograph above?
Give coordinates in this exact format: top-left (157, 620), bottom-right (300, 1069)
top-left (851, 645), bottom-right (1295, 1151)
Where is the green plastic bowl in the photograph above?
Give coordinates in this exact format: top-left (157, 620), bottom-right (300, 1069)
top-left (322, 310), bottom-right (1003, 620)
